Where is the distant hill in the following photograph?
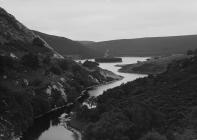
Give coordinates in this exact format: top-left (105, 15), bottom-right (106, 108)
top-left (85, 35), bottom-right (197, 57)
top-left (78, 41), bottom-right (96, 45)
top-left (34, 31), bottom-right (101, 59)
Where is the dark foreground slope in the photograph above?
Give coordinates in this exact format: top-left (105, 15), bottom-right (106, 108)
top-left (0, 7), bottom-right (120, 140)
top-left (77, 54), bottom-right (197, 140)
top-left (34, 31), bottom-right (102, 59)
top-left (84, 35), bottom-right (197, 57)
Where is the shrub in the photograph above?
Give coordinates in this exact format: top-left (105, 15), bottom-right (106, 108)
top-left (83, 60), bottom-right (99, 68)
top-left (30, 79), bottom-right (42, 87)
top-left (187, 50), bottom-right (193, 55)
top-left (50, 66), bottom-right (62, 75)
top-left (42, 56), bottom-right (51, 65)
top-left (32, 37), bottom-right (45, 47)
top-left (72, 64), bottom-right (81, 73)
top-left (31, 95), bottom-right (50, 116)
top-left (21, 53), bottom-right (40, 69)
top-left (0, 55), bottom-right (15, 74)
top-left (140, 131), bottom-right (167, 140)
top-left (58, 59), bottom-right (69, 71)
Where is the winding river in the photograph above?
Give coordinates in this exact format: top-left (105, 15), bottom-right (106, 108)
top-left (22, 57), bottom-right (148, 140)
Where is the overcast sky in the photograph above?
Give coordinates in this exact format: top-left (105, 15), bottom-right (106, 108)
top-left (2, 0), bottom-right (197, 41)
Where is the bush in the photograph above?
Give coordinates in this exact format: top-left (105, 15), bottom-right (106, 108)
top-left (83, 60), bottom-right (99, 68)
top-left (58, 59), bottom-right (69, 71)
top-left (21, 53), bottom-right (40, 69)
top-left (140, 131), bottom-right (167, 140)
top-left (50, 66), bottom-right (62, 75)
top-left (187, 50), bottom-right (193, 55)
top-left (72, 64), bottom-right (81, 73)
top-left (50, 89), bottom-right (65, 107)
top-left (32, 37), bottom-right (45, 47)
top-left (0, 55), bottom-right (15, 74)
top-left (30, 79), bottom-right (42, 87)
top-left (42, 56), bottom-right (51, 65)
top-left (31, 95), bottom-right (50, 116)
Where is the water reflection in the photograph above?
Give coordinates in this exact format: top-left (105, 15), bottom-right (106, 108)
top-left (22, 108), bottom-right (80, 140)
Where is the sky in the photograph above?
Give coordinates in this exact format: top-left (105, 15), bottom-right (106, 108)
top-left (1, 0), bottom-right (197, 41)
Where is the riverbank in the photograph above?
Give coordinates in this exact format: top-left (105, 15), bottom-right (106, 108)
top-left (67, 76), bottom-right (124, 130)
top-left (118, 54), bottom-right (190, 75)
top-left (21, 72), bottom-right (123, 140)
top-left (77, 55), bottom-right (197, 140)
top-left (20, 57), bottom-right (147, 140)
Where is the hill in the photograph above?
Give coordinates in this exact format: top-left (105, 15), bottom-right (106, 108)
top-left (0, 7), bottom-right (121, 140)
top-left (118, 54), bottom-right (191, 75)
top-left (34, 31), bottom-right (101, 59)
top-left (0, 8), bottom-right (62, 58)
top-left (76, 52), bottom-right (197, 140)
top-left (85, 35), bottom-right (197, 57)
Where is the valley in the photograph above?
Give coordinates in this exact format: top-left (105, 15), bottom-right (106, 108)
top-left (21, 57), bottom-right (148, 140)
top-left (1, 4), bottom-right (197, 140)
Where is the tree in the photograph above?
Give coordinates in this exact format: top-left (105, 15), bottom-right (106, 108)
top-left (21, 53), bottom-right (40, 69)
top-left (50, 66), bottom-right (62, 75)
top-left (33, 37), bottom-right (45, 47)
top-left (58, 59), bottom-right (69, 71)
top-left (83, 60), bottom-right (99, 68)
top-left (187, 50), bottom-right (193, 55)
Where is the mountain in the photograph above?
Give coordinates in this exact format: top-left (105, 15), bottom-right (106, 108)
top-left (33, 31), bottom-right (101, 59)
top-left (0, 8), bottom-right (62, 58)
top-left (84, 35), bottom-right (197, 57)
top-left (0, 7), bottom-right (121, 140)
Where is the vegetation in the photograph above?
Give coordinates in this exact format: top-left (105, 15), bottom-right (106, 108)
top-left (32, 37), bottom-right (45, 47)
top-left (85, 35), bottom-right (197, 57)
top-left (119, 54), bottom-right (189, 75)
top-left (0, 7), bottom-right (122, 140)
top-left (21, 53), bottom-right (40, 70)
top-left (95, 57), bottom-right (122, 63)
top-left (187, 49), bottom-right (197, 55)
top-left (50, 66), bottom-right (62, 75)
top-left (76, 53), bottom-right (197, 140)
top-left (34, 31), bottom-right (102, 58)
top-left (0, 51), bottom-right (120, 139)
top-left (83, 60), bottom-right (99, 68)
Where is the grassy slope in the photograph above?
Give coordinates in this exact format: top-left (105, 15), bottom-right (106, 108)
top-left (85, 35), bottom-right (197, 57)
top-left (118, 54), bottom-right (190, 75)
top-left (34, 31), bottom-right (102, 58)
top-left (76, 54), bottom-right (197, 140)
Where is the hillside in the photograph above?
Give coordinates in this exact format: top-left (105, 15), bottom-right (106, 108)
top-left (0, 8), bottom-right (62, 58)
top-left (76, 53), bottom-right (197, 140)
top-left (118, 54), bottom-right (190, 75)
top-left (0, 7), bottom-right (121, 140)
top-left (84, 35), bottom-right (197, 57)
top-left (34, 31), bottom-right (102, 59)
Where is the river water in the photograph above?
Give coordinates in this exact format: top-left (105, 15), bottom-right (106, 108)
top-left (86, 57), bottom-right (148, 96)
top-left (22, 57), bottom-right (148, 140)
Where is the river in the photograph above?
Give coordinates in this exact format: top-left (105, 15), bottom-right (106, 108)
top-left (21, 57), bottom-right (148, 140)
